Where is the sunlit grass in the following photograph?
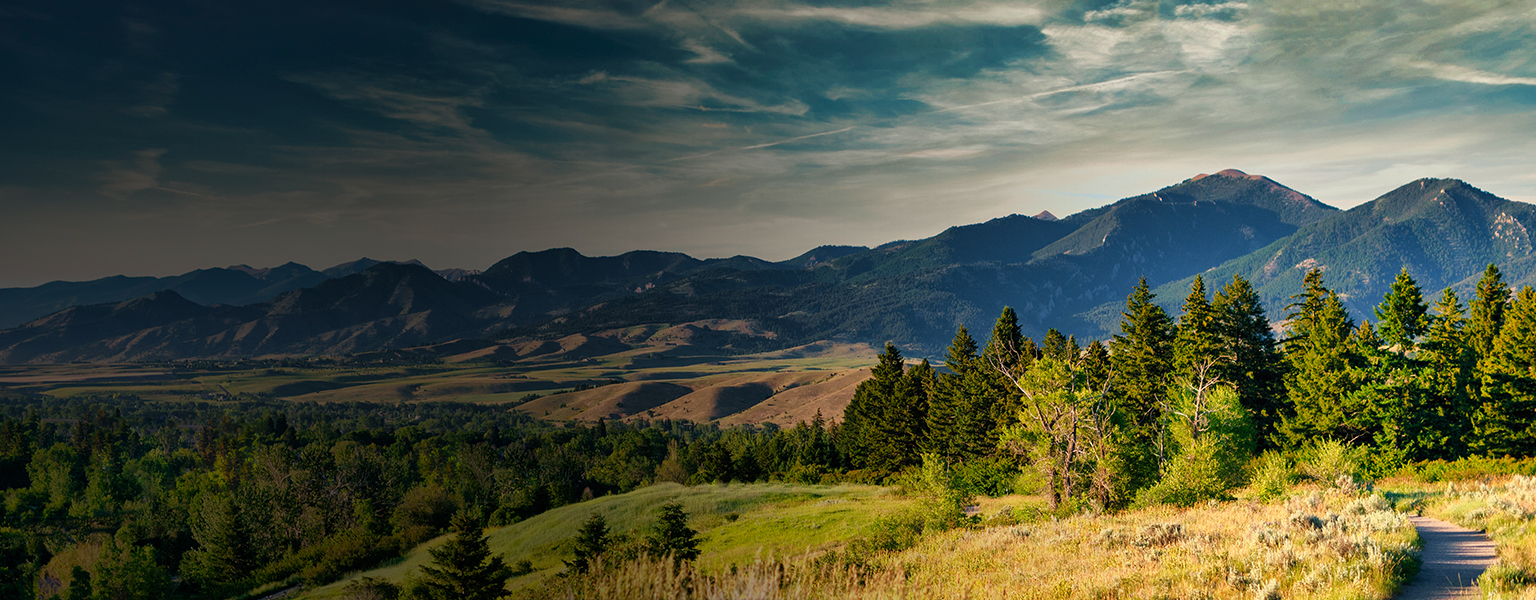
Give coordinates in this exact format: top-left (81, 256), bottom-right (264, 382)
top-left (529, 485), bottom-right (1419, 600)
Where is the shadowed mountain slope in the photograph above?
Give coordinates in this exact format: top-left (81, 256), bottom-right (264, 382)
top-left (1142, 178), bottom-right (1536, 323)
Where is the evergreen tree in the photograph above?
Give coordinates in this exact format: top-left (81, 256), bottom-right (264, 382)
top-left (1375, 268), bottom-right (1429, 352)
top-left (565, 513), bottom-right (610, 574)
top-left (1472, 286), bottom-right (1536, 457)
top-left (870, 359), bottom-right (932, 471)
top-left (925, 328), bottom-right (976, 459)
top-left (1279, 269), bottom-right (1366, 446)
top-left (182, 492), bottom-right (254, 590)
top-left (982, 307), bottom-right (1032, 438)
top-left (645, 503), bottom-right (700, 562)
top-left (1468, 263), bottom-right (1511, 366)
top-left (1417, 288), bottom-right (1474, 457)
top-left (839, 343), bottom-right (905, 469)
top-left (1211, 275), bottom-right (1287, 449)
top-left (1173, 276), bottom-right (1222, 380)
top-left (1109, 277), bottom-right (1174, 486)
top-left (417, 513), bottom-right (513, 600)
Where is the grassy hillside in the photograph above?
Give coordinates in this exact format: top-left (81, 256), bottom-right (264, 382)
top-left (311, 480), bottom-right (1422, 600)
top-left (294, 482), bottom-right (924, 599)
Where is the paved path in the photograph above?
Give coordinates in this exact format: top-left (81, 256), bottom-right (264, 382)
top-left (1396, 516), bottom-right (1497, 600)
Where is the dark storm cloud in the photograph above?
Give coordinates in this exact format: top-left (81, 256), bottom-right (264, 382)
top-left (2, 0), bottom-right (1535, 287)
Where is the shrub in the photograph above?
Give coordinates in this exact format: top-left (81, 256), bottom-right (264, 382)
top-left (342, 576), bottom-right (400, 600)
top-left (1298, 440), bottom-right (1366, 488)
top-left (391, 485), bottom-right (458, 537)
top-left (1249, 451), bottom-right (1294, 501)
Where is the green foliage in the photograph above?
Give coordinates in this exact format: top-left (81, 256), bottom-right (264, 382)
top-left (1468, 263), bottom-right (1511, 367)
top-left (1137, 387), bottom-right (1253, 507)
top-left (644, 503), bottom-right (700, 562)
top-left (1474, 286), bottom-right (1536, 457)
top-left (1110, 278), bottom-right (1174, 489)
top-left (415, 513), bottom-right (512, 600)
top-left (1296, 439), bottom-right (1365, 487)
top-left (1211, 275), bottom-right (1288, 450)
top-left (1280, 269), bottom-right (1367, 447)
top-left (1374, 268), bottom-right (1429, 351)
top-left (1248, 451), bottom-right (1294, 501)
top-left (907, 453), bottom-right (974, 532)
top-left (997, 354), bottom-right (1125, 511)
top-left (565, 513), bottom-right (610, 575)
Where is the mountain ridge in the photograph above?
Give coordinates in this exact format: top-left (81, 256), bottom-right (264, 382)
top-left (6, 171), bottom-right (1531, 364)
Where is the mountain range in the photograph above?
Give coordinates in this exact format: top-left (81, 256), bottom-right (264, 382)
top-left (1, 170), bottom-right (1530, 363)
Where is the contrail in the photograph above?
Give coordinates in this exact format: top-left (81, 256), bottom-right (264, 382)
top-left (664, 126), bottom-right (856, 162)
top-left (930, 70), bottom-right (1187, 114)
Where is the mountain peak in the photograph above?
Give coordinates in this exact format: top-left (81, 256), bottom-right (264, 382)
top-left (1191, 168), bottom-right (1264, 182)
top-left (1033, 210), bottom-right (1059, 221)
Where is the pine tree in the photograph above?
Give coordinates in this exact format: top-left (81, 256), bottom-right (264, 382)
top-left (417, 513), bottom-right (513, 600)
top-left (1472, 286), bottom-right (1536, 457)
top-left (182, 492), bottom-right (253, 590)
top-left (1279, 269), bottom-right (1365, 446)
top-left (839, 343), bottom-right (905, 469)
top-left (871, 359), bottom-right (932, 471)
top-left (1413, 287), bottom-right (1474, 458)
top-left (645, 503), bottom-right (700, 562)
top-left (1468, 263), bottom-right (1511, 366)
top-left (566, 513), bottom-right (610, 574)
top-left (1173, 276), bottom-right (1222, 379)
top-left (925, 328), bottom-right (976, 459)
top-left (1375, 268), bottom-right (1429, 352)
top-left (1210, 275), bottom-right (1287, 449)
top-left (1110, 277), bottom-right (1175, 487)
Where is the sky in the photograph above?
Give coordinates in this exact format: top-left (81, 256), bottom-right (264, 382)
top-left (3, 0), bottom-right (1536, 287)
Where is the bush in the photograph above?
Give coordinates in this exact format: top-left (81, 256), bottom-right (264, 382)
top-left (391, 485), bottom-right (458, 537)
top-left (1249, 451), bottom-right (1294, 501)
top-left (342, 576), bottom-right (400, 600)
top-left (1298, 439), bottom-right (1365, 487)
top-left (1137, 387), bottom-right (1253, 507)
top-left (951, 457), bottom-right (1015, 497)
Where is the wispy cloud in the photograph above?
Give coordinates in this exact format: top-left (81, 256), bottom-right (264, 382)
top-left (98, 148), bottom-right (167, 200)
top-left (1409, 61), bottom-right (1536, 86)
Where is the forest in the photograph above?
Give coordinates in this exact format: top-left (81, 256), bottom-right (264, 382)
top-left (3, 264), bottom-right (1534, 599)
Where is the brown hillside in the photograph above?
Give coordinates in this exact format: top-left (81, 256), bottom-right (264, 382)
top-left (715, 368), bottom-right (869, 427)
top-left (517, 381), bottom-right (694, 421)
top-left (639, 371), bottom-right (836, 423)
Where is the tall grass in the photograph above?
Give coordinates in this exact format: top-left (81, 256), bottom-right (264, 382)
top-left (525, 487), bottom-right (1419, 600)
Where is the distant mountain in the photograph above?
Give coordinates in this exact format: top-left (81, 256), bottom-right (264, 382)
top-left (0, 263), bottom-right (500, 363)
top-left (1145, 178), bottom-right (1536, 322)
top-left (13, 170), bottom-right (1532, 364)
top-left (509, 169), bottom-right (1339, 350)
top-left (0, 258), bottom-right (464, 329)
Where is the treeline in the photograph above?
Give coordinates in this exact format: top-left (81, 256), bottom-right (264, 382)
top-left (0, 397), bottom-right (843, 599)
top-left (842, 266), bottom-right (1533, 510)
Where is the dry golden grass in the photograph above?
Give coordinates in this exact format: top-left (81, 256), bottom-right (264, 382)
top-left (529, 487), bottom-right (1419, 600)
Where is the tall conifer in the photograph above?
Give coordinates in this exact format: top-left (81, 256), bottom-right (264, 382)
top-left (1279, 269), bottom-right (1364, 446)
top-left (1472, 286), bottom-right (1536, 457)
top-left (1375, 268), bottom-right (1429, 352)
top-left (1173, 276), bottom-right (1222, 380)
top-left (1211, 275), bottom-right (1287, 449)
top-left (1417, 288), bottom-right (1473, 457)
top-left (926, 327), bottom-right (977, 459)
top-left (1110, 277), bottom-right (1174, 486)
top-left (1468, 264), bottom-right (1511, 367)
